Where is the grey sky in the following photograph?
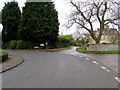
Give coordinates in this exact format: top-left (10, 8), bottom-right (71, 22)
top-left (0, 0), bottom-right (119, 35)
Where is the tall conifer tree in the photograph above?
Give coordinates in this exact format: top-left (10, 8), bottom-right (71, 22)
top-left (2, 2), bottom-right (21, 42)
top-left (19, 2), bottom-right (59, 44)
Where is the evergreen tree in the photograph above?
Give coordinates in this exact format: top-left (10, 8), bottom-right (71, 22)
top-left (2, 2), bottom-right (21, 42)
top-left (0, 12), bottom-right (2, 23)
top-left (19, 2), bottom-right (59, 44)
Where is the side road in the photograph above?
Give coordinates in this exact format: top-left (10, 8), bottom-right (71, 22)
top-left (1, 48), bottom-right (70, 73)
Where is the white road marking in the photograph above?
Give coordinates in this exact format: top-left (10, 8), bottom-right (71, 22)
top-left (86, 58), bottom-right (90, 60)
top-left (106, 69), bottom-right (110, 72)
top-left (101, 67), bottom-right (106, 70)
top-left (101, 66), bottom-right (111, 72)
top-left (115, 77), bottom-right (120, 83)
top-left (92, 61), bottom-right (99, 64)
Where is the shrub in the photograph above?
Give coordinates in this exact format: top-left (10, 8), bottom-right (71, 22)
top-left (55, 35), bottom-right (74, 48)
top-left (55, 41), bottom-right (70, 48)
top-left (17, 40), bottom-right (34, 49)
top-left (0, 52), bottom-right (8, 62)
top-left (2, 42), bottom-right (10, 49)
top-left (10, 40), bottom-right (17, 49)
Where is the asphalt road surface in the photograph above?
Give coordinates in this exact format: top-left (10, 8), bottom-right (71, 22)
top-left (2, 48), bottom-right (118, 88)
top-left (58, 47), bottom-right (118, 73)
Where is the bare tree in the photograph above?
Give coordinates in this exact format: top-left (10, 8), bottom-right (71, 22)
top-left (67, 0), bottom-right (119, 44)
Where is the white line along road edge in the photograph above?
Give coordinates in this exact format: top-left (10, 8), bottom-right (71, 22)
top-left (115, 77), bottom-right (120, 83)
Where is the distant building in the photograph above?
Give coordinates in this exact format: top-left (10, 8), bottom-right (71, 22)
top-left (88, 25), bottom-right (119, 44)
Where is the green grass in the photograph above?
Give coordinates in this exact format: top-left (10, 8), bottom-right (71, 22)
top-left (55, 47), bottom-right (71, 49)
top-left (76, 48), bottom-right (120, 54)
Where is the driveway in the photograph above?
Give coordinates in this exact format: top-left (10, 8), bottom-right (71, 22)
top-left (2, 49), bottom-right (118, 88)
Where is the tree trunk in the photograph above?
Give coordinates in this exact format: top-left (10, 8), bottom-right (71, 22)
top-left (95, 39), bottom-right (100, 44)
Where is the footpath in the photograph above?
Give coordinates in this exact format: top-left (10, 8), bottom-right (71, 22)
top-left (0, 56), bottom-right (24, 73)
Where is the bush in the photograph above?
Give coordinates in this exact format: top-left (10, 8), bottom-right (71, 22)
top-left (55, 41), bottom-right (70, 48)
top-left (10, 40), bottom-right (17, 49)
top-left (16, 40), bottom-right (34, 49)
top-left (2, 42), bottom-right (10, 49)
top-left (54, 35), bottom-right (75, 48)
top-left (0, 52), bottom-right (8, 62)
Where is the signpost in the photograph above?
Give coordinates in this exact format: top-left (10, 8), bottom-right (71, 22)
top-left (46, 43), bottom-right (48, 49)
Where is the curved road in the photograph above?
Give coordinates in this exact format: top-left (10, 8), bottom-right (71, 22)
top-left (2, 48), bottom-right (118, 88)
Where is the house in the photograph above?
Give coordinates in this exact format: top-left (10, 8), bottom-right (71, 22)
top-left (88, 25), bottom-right (119, 44)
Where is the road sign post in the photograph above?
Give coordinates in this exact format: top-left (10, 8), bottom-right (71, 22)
top-left (46, 43), bottom-right (48, 49)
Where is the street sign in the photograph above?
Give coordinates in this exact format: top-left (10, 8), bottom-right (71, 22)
top-left (46, 43), bottom-right (48, 46)
top-left (40, 43), bottom-right (44, 46)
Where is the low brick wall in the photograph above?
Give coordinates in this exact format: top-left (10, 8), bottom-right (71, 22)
top-left (86, 44), bottom-right (119, 51)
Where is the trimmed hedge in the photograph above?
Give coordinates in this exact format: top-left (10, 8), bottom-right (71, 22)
top-left (2, 40), bottom-right (34, 49)
top-left (2, 42), bottom-right (10, 49)
top-left (10, 40), bottom-right (17, 49)
top-left (16, 40), bottom-right (34, 49)
top-left (0, 52), bottom-right (8, 62)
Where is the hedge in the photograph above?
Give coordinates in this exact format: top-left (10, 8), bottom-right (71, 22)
top-left (2, 40), bottom-right (34, 49)
top-left (0, 52), bottom-right (8, 62)
top-left (2, 42), bottom-right (10, 49)
top-left (10, 40), bottom-right (17, 49)
top-left (16, 40), bottom-right (34, 49)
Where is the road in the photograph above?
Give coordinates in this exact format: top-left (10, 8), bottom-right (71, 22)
top-left (2, 48), bottom-right (118, 88)
top-left (58, 47), bottom-right (118, 73)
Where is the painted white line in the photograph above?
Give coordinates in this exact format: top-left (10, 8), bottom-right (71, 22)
top-left (92, 61), bottom-right (99, 64)
top-left (115, 77), bottom-right (120, 83)
top-left (101, 67), bottom-right (106, 70)
top-left (106, 69), bottom-right (110, 72)
top-left (86, 58), bottom-right (90, 60)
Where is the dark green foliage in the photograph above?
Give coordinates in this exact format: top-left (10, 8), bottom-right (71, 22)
top-left (19, 2), bottom-right (59, 44)
top-left (0, 12), bottom-right (1, 23)
top-left (2, 42), bottom-right (10, 49)
top-left (2, 2), bottom-right (21, 42)
top-left (47, 41), bottom-right (57, 49)
top-left (10, 40), bottom-right (17, 49)
top-left (55, 35), bottom-right (75, 48)
top-left (2, 40), bottom-right (34, 49)
top-left (0, 52), bottom-right (8, 62)
top-left (16, 40), bottom-right (34, 49)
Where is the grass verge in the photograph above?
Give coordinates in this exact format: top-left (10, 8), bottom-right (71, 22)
top-left (76, 48), bottom-right (120, 54)
top-left (55, 47), bottom-right (71, 49)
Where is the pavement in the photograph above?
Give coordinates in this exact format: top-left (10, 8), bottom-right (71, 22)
top-left (0, 56), bottom-right (24, 73)
top-left (1, 48), bottom-right (119, 88)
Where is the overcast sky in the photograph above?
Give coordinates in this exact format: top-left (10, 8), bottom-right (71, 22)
top-left (0, 0), bottom-right (119, 35)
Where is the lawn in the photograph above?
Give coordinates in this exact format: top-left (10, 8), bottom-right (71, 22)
top-left (76, 48), bottom-right (120, 54)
